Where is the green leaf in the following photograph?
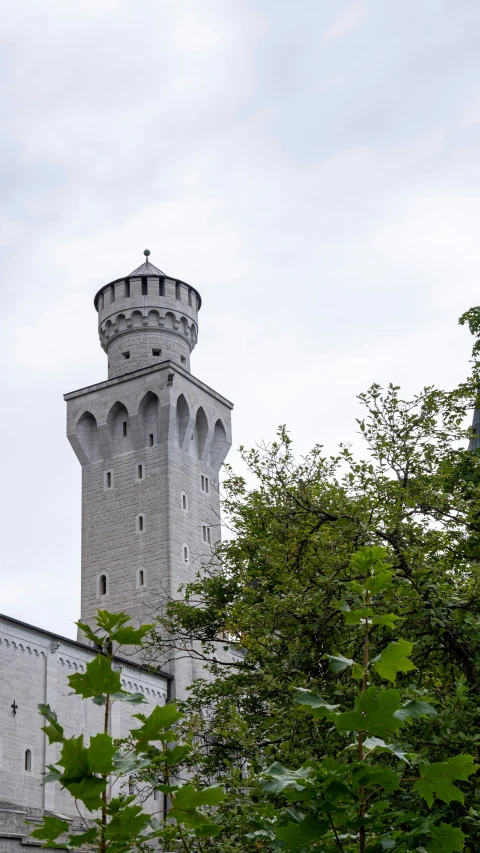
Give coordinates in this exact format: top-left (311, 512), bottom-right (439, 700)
top-left (30, 815), bottom-right (69, 842)
top-left (113, 752), bottom-right (152, 775)
top-left (324, 654), bottom-right (355, 672)
top-left (164, 744), bottom-right (192, 765)
top-left (170, 808), bottom-right (218, 831)
top-left (413, 754), bottom-right (477, 808)
top-left (132, 703), bottom-right (182, 746)
top-left (363, 736), bottom-right (409, 763)
top-left (39, 704), bottom-right (64, 744)
top-left (351, 765), bottom-right (400, 792)
top-left (59, 735), bottom-right (90, 779)
top-left (57, 734), bottom-right (110, 809)
top-left (394, 699), bottom-right (437, 721)
top-left (69, 827), bottom-right (98, 845)
top-left (294, 689), bottom-right (340, 719)
top-left (336, 687), bottom-right (404, 738)
top-left (110, 691), bottom-right (146, 704)
top-left (427, 822), bottom-right (466, 853)
top-left (112, 624), bottom-right (155, 646)
top-left (364, 571), bottom-right (393, 594)
top-left (64, 776), bottom-right (106, 810)
top-left (276, 815), bottom-right (330, 850)
top-left (87, 733), bottom-right (116, 775)
top-left (68, 654), bottom-right (122, 698)
top-left (193, 823), bottom-right (223, 838)
top-left (76, 621), bottom-right (101, 645)
top-left (261, 762), bottom-right (313, 793)
top-left (372, 614), bottom-right (403, 629)
top-left (173, 784), bottom-right (226, 809)
top-left (372, 640), bottom-right (416, 683)
top-left (105, 804), bottom-right (151, 841)
top-left (95, 609), bottom-right (131, 633)
top-left (344, 608), bottom-right (374, 625)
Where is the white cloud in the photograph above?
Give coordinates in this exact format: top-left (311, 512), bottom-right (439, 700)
top-left (324, 2), bottom-right (365, 40)
top-left (0, 0), bottom-right (479, 635)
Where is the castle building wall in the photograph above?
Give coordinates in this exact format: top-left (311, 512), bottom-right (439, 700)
top-left (0, 613), bottom-right (169, 840)
top-left (65, 359), bottom-right (233, 698)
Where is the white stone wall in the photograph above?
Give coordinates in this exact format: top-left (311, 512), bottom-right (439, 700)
top-left (65, 360), bottom-right (233, 698)
top-left (0, 615), bottom-right (169, 820)
top-left (96, 275), bottom-right (199, 378)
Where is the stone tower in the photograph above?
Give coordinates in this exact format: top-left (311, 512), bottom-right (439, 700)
top-left (64, 251), bottom-right (233, 697)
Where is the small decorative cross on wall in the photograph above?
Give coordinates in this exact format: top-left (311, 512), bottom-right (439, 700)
top-left (11, 699), bottom-right (18, 717)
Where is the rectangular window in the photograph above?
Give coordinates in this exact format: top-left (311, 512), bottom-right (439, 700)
top-left (110, 285), bottom-right (115, 303)
top-left (188, 289), bottom-right (192, 306)
top-left (124, 280), bottom-right (130, 298)
top-left (152, 348), bottom-right (161, 357)
top-left (123, 421), bottom-right (128, 437)
top-left (203, 525), bottom-right (211, 544)
top-left (201, 475), bottom-right (209, 494)
top-left (141, 276), bottom-right (148, 296)
top-left (175, 282), bottom-right (181, 300)
top-left (104, 471), bottom-right (112, 489)
top-left (181, 355), bottom-right (186, 364)
top-left (122, 351), bottom-right (130, 360)
top-left (159, 279), bottom-right (165, 296)
top-left (149, 434), bottom-right (154, 446)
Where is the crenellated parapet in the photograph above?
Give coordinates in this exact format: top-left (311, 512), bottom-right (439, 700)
top-left (93, 253), bottom-right (201, 378)
top-left (64, 360), bottom-right (232, 470)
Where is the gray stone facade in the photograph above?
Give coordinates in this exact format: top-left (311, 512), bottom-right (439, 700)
top-left (66, 253), bottom-right (233, 696)
top-left (0, 252), bottom-right (233, 847)
top-left (0, 613), bottom-right (170, 847)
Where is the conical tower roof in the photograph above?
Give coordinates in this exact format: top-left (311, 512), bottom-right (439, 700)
top-left (129, 250), bottom-right (165, 277)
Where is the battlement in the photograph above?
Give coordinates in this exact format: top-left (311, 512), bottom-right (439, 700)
top-left (93, 253), bottom-right (201, 378)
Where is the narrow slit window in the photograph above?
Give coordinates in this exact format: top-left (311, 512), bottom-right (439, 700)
top-left (99, 293), bottom-right (104, 310)
top-left (182, 493), bottom-right (188, 511)
top-left (183, 545), bottom-right (189, 563)
top-left (123, 421), bottom-right (128, 437)
top-left (138, 464), bottom-right (143, 480)
top-left (152, 348), bottom-right (161, 357)
top-left (139, 569), bottom-right (144, 587)
top-left (100, 574), bottom-right (107, 596)
top-left (111, 285), bottom-right (115, 303)
top-left (124, 280), bottom-right (130, 298)
top-left (24, 749), bottom-right (32, 772)
top-left (138, 515), bottom-right (144, 533)
top-left (175, 282), bottom-right (181, 300)
top-left (159, 279), bottom-right (165, 296)
top-left (181, 355), bottom-right (186, 364)
top-left (105, 471), bottom-right (112, 489)
top-left (122, 351), bottom-right (130, 360)
top-left (149, 433), bottom-right (154, 447)
top-left (141, 276), bottom-right (148, 296)
top-left (188, 289), bottom-right (192, 306)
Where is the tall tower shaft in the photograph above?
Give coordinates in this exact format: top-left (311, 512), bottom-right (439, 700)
top-left (64, 252), bottom-right (233, 697)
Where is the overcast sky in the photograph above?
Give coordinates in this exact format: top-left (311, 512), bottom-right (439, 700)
top-left (1, 0), bottom-right (480, 637)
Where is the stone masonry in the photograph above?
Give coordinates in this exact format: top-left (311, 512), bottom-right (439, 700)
top-left (0, 251), bottom-right (233, 847)
top-left (65, 252), bottom-right (233, 696)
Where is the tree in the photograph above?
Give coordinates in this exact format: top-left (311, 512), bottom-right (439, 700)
top-left (31, 610), bottom-right (225, 852)
top-left (146, 307), bottom-right (480, 850)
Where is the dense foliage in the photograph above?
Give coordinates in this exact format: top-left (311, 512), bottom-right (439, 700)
top-left (32, 610), bottom-right (225, 851)
top-left (146, 308), bottom-right (480, 851)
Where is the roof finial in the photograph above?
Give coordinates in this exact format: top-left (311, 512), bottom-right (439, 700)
top-left (143, 248), bottom-right (151, 258)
